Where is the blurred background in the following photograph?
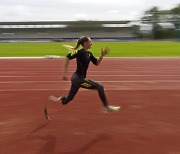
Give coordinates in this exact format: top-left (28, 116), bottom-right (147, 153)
top-left (0, 0), bottom-right (179, 42)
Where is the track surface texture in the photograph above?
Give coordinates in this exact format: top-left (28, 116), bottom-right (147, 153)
top-left (0, 58), bottom-right (180, 154)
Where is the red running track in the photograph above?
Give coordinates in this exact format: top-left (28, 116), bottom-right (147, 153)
top-left (0, 58), bottom-right (180, 154)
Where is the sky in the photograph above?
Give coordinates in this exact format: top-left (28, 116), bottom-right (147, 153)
top-left (0, 0), bottom-right (179, 22)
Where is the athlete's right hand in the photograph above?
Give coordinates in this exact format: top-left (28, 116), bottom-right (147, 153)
top-left (101, 47), bottom-right (110, 57)
top-left (62, 75), bottom-right (68, 81)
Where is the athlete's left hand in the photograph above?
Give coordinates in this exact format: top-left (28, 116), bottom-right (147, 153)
top-left (101, 47), bottom-right (110, 57)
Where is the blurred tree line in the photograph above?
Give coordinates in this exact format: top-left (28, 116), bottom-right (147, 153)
top-left (134, 4), bottom-right (180, 39)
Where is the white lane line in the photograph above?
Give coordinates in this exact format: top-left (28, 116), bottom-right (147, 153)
top-left (0, 69), bottom-right (179, 73)
top-left (1, 75), bottom-right (180, 78)
top-left (0, 87), bottom-right (180, 92)
top-left (0, 80), bottom-right (180, 84)
top-left (0, 88), bottom-right (120, 92)
top-left (89, 74), bottom-right (180, 76)
top-left (0, 56), bottom-right (61, 59)
top-left (0, 76), bottom-right (61, 78)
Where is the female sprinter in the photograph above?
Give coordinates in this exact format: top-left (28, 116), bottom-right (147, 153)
top-left (50, 36), bottom-right (120, 113)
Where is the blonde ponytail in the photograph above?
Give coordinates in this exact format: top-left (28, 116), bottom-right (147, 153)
top-left (63, 36), bottom-right (90, 51)
top-left (62, 44), bottom-right (74, 51)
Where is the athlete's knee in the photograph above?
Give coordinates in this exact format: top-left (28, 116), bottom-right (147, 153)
top-left (96, 83), bottom-right (104, 91)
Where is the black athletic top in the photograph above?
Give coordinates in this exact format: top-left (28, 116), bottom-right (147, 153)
top-left (66, 49), bottom-right (97, 78)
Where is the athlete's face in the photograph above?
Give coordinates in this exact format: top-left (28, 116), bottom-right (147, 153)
top-left (84, 38), bottom-right (92, 49)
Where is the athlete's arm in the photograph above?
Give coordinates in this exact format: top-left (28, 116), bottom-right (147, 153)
top-left (62, 58), bottom-right (70, 80)
top-left (62, 50), bottom-right (78, 80)
top-left (97, 47), bottom-right (110, 65)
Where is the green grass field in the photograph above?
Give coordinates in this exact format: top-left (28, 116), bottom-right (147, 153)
top-left (0, 41), bottom-right (180, 57)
